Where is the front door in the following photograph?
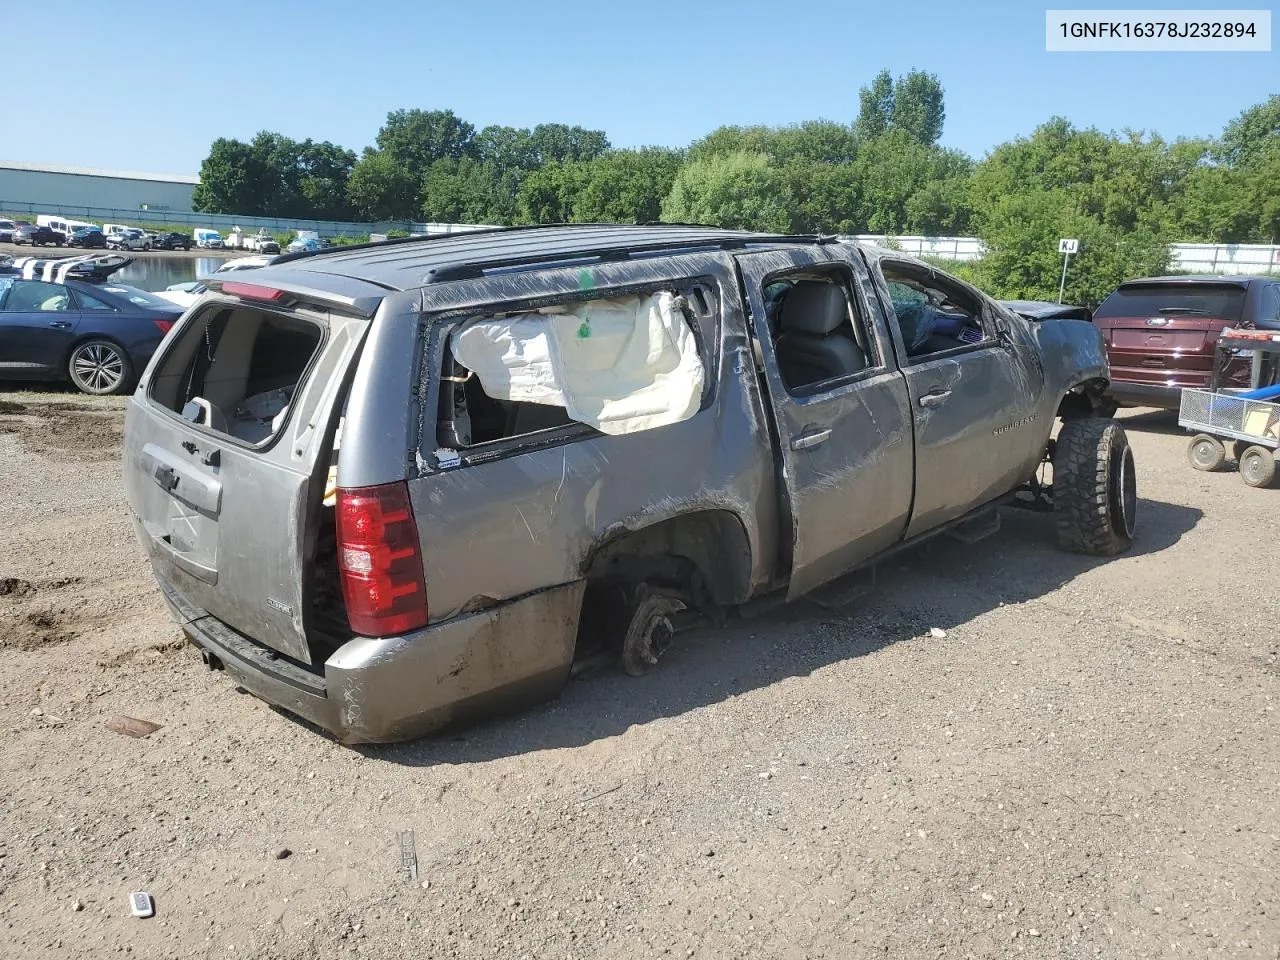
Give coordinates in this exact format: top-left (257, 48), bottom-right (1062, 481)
top-left (0, 278), bottom-right (81, 376)
top-left (864, 256), bottom-right (1044, 537)
top-left (737, 248), bottom-right (914, 600)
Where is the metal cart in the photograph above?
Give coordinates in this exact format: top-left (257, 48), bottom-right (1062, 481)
top-left (1179, 327), bottom-right (1280, 488)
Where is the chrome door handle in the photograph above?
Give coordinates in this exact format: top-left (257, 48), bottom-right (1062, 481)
top-left (791, 428), bottom-right (832, 451)
top-left (48, 320), bottom-right (73, 329)
top-left (918, 390), bottom-right (951, 409)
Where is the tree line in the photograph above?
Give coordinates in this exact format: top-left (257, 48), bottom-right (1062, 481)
top-left (192, 74), bottom-right (1279, 306)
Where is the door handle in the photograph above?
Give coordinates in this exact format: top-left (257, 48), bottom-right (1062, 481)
top-left (48, 320), bottom-right (73, 329)
top-left (918, 390), bottom-right (952, 409)
top-left (790, 428), bottom-right (832, 451)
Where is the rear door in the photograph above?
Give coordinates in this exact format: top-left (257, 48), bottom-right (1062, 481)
top-left (737, 247), bottom-right (914, 599)
top-left (124, 278), bottom-right (386, 663)
top-left (0, 279), bottom-right (81, 375)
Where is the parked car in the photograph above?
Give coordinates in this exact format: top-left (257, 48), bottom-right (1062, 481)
top-left (153, 231), bottom-right (193, 251)
top-left (246, 233), bottom-right (281, 254)
top-left (0, 219), bottom-right (17, 243)
top-left (193, 228), bottom-right (223, 249)
top-left (122, 224), bottom-right (1133, 744)
top-left (1093, 275), bottom-right (1280, 409)
top-left (108, 228), bottom-right (152, 251)
top-left (286, 236), bottom-right (324, 254)
top-left (68, 226), bottom-right (107, 249)
top-left (0, 253), bottom-right (182, 394)
top-left (13, 224), bottom-right (66, 246)
top-left (1001, 300), bottom-right (1093, 323)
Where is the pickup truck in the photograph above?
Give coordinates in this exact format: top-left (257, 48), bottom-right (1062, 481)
top-left (121, 225), bottom-right (1134, 743)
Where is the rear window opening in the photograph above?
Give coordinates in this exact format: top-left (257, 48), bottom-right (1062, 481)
top-left (436, 288), bottom-right (713, 451)
top-left (1094, 284), bottom-right (1247, 321)
top-left (149, 305), bottom-right (323, 445)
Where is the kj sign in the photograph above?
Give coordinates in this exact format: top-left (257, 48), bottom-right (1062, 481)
top-left (1058, 238), bottom-right (1080, 254)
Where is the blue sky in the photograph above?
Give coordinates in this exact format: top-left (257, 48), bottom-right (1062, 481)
top-left (6, 0), bottom-right (1275, 174)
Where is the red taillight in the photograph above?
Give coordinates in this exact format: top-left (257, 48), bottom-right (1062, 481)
top-left (336, 482), bottom-right (428, 636)
top-left (222, 281), bottom-right (287, 302)
top-left (154, 319), bottom-right (174, 334)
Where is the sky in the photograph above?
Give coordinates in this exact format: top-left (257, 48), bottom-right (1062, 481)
top-left (5, 0), bottom-right (1275, 175)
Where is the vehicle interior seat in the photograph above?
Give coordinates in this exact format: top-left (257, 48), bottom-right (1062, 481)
top-left (774, 280), bottom-right (867, 388)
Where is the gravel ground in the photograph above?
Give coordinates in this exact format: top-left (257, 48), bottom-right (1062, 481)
top-left (1, 392), bottom-right (1277, 959)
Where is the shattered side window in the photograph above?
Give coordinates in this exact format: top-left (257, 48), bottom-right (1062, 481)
top-left (439, 291), bottom-right (706, 447)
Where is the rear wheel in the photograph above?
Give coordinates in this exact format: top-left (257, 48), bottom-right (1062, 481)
top-left (68, 339), bottom-right (131, 395)
top-left (1238, 446), bottom-right (1277, 488)
top-left (620, 584), bottom-right (686, 677)
top-left (1053, 418), bottom-right (1137, 555)
top-left (1188, 434), bottom-right (1226, 472)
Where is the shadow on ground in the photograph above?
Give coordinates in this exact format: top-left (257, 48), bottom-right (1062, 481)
top-left (351, 497), bottom-right (1201, 767)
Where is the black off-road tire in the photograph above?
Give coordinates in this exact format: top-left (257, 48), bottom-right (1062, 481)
top-left (1238, 446), bottom-right (1276, 488)
top-left (1188, 433), bottom-right (1226, 471)
top-left (1053, 418), bottom-right (1137, 556)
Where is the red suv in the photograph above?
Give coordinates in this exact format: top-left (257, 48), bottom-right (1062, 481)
top-left (1093, 276), bottom-right (1280, 409)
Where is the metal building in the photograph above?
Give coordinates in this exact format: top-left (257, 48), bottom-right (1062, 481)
top-left (0, 161), bottom-right (199, 214)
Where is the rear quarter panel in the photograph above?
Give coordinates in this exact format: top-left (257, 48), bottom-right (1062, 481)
top-left (392, 255), bottom-right (781, 622)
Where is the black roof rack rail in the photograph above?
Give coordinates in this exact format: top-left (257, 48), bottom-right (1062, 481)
top-left (269, 222), bottom-right (831, 269)
top-left (423, 233), bottom-right (823, 283)
top-left (269, 223), bottom-right (528, 266)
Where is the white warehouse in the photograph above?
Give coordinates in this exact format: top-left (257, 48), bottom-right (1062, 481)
top-left (0, 161), bottom-right (199, 213)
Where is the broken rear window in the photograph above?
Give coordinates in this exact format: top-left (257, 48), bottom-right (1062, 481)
top-left (438, 290), bottom-right (706, 448)
top-left (148, 304), bottom-right (323, 445)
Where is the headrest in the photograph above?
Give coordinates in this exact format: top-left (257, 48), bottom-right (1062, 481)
top-left (779, 281), bottom-right (848, 336)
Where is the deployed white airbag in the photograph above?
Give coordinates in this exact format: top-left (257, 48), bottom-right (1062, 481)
top-left (450, 292), bottom-right (705, 436)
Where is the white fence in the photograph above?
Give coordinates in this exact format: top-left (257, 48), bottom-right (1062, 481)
top-left (848, 234), bottom-right (1280, 275)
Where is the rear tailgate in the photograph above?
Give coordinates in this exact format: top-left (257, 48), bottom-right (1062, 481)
top-left (123, 272), bottom-right (386, 664)
top-left (1093, 282), bottom-right (1247, 388)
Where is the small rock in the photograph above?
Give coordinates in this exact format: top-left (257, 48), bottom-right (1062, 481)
top-left (758, 771), bottom-right (772, 780)
top-left (700, 846), bottom-right (715, 857)
top-left (72, 900), bottom-right (83, 912)
top-left (929, 628), bottom-right (947, 640)
top-left (30, 708), bottom-right (43, 718)
top-left (1028, 929), bottom-right (1041, 937)
top-left (421, 880), bottom-right (431, 890)
top-left (274, 848), bottom-right (292, 860)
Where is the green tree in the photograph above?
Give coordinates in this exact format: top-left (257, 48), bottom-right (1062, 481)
top-left (374, 109), bottom-right (476, 181)
top-left (296, 140), bottom-right (358, 221)
top-left (526, 123), bottom-right (610, 166)
top-left (975, 189), bottom-right (1170, 308)
top-left (347, 149), bottom-right (419, 220)
top-left (420, 157), bottom-right (515, 224)
top-left (569, 148), bottom-right (683, 223)
top-left (855, 69), bottom-right (945, 146)
top-left (192, 137), bottom-right (269, 214)
top-left (661, 152), bottom-right (795, 232)
top-left (852, 130), bottom-right (971, 234)
top-left (1218, 94), bottom-right (1280, 168)
top-left (855, 69), bottom-right (895, 142)
top-left (891, 70), bottom-right (946, 146)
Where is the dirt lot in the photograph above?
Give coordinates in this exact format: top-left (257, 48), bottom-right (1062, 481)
top-left (1, 391), bottom-right (1277, 959)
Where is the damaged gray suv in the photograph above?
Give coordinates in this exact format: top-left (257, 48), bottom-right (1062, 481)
top-left (122, 225), bottom-right (1136, 743)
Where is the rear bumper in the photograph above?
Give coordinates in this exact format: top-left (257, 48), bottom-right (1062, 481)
top-left (156, 577), bottom-right (584, 744)
top-left (1106, 381), bottom-right (1183, 409)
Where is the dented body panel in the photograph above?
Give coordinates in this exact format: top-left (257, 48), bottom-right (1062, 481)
top-left (122, 226), bottom-right (1113, 743)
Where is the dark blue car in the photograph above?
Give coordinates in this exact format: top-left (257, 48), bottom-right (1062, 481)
top-left (0, 254), bottom-right (183, 394)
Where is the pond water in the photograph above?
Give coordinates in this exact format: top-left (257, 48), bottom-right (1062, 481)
top-left (114, 257), bottom-right (225, 291)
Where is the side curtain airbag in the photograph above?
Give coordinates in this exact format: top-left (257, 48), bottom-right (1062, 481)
top-left (450, 292), bottom-right (705, 436)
